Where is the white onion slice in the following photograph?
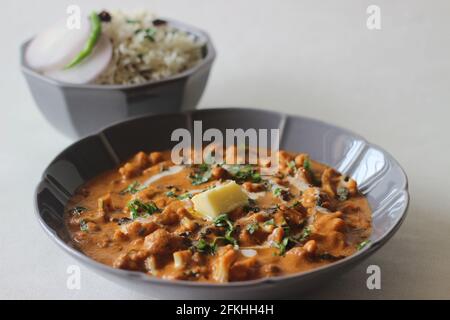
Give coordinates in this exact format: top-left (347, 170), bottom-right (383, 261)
top-left (44, 35), bottom-right (112, 84)
top-left (25, 19), bottom-right (90, 72)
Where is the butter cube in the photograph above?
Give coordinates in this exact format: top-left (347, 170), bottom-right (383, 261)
top-left (191, 181), bottom-right (248, 220)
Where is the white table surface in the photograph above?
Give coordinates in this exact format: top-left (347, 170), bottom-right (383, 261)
top-left (1, 0), bottom-right (450, 299)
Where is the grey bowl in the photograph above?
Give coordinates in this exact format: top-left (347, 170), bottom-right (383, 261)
top-left (20, 19), bottom-right (216, 139)
top-left (35, 108), bottom-right (409, 299)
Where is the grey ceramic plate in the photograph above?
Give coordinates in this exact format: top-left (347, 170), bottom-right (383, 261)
top-left (35, 108), bottom-right (409, 299)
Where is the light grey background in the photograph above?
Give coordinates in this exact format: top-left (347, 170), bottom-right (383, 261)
top-left (1, 0), bottom-right (450, 299)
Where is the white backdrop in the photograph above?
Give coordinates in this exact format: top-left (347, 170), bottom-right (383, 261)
top-left (1, 0), bottom-right (450, 299)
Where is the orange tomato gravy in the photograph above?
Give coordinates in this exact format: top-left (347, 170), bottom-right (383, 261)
top-left (65, 149), bottom-right (371, 283)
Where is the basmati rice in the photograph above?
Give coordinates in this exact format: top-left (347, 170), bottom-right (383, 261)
top-left (95, 10), bottom-right (204, 85)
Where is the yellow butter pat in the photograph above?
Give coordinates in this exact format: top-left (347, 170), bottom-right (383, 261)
top-left (191, 181), bottom-right (248, 220)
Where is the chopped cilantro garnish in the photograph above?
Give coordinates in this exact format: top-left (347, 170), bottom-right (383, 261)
top-left (316, 194), bottom-right (323, 207)
top-left (299, 226), bottom-right (312, 242)
top-left (303, 158), bottom-right (311, 170)
top-left (166, 190), bottom-right (176, 198)
top-left (127, 199), bottom-right (160, 219)
top-left (225, 165), bottom-right (261, 183)
top-left (134, 28), bottom-right (157, 41)
top-left (190, 164), bottom-right (212, 186)
top-left (246, 222), bottom-right (259, 235)
top-left (273, 187), bottom-right (291, 201)
top-left (273, 187), bottom-right (282, 196)
top-left (290, 226), bottom-right (312, 243)
top-left (146, 28), bottom-right (157, 40)
top-left (274, 225), bottom-right (311, 256)
top-left (282, 223), bottom-right (291, 236)
top-left (337, 186), bottom-right (349, 201)
top-left (303, 157), bottom-right (319, 185)
top-left (287, 160), bottom-right (297, 175)
top-left (79, 219), bottom-right (89, 232)
top-left (120, 181), bottom-right (144, 195)
top-left (357, 239), bottom-right (371, 250)
top-left (274, 237), bottom-right (290, 256)
top-left (192, 238), bottom-right (217, 255)
top-left (214, 214), bottom-right (238, 246)
top-left (290, 201), bottom-right (301, 209)
top-left (177, 192), bottom-right (193, 200)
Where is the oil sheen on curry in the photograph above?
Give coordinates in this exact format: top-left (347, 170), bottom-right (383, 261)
top-left (65, 148), bottom-right (372, 283)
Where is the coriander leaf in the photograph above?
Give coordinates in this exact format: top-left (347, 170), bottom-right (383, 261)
top-left (273, 187), bottom-right (282, 196)
top-left (303, 157), bottom-right (320, 185)
top-left (299, 226), bottom-right (312, 242)
top-left (192, 238), bottom-right (217, 255)
top-left (287, 160), bottom-right (297, 175)
top-left (246, 222), bottom-right (259, 235)
top-left (190, 172), bottom-right (211, 185)
top-left (337, 186), bottom-right (349, 201)
top-left (166, 190), bottom-right (176, 198)
top-left (264, 218), bottom-right (275, 226)
top-left (177, 192), bottom-right (193, 200)
top-left (144, 28), bottom-right (156, 41)
top-left (303, 158), bottom-right (311, 171)
top-left (214, 214), bottom-right (233, 229)
top-left (225, 165), bottom-right (261, 183)
top-left (134, 27), bottom-right (157, 41)
top-left (291, 226), bottom-right (312, 243)
top-left (251, 172), bottom-right (262, 183)
top-left (282, 224), bottom-right (291, 236)
top-left (120, 181), bottom-right (145, 195)
top-left (79, 219), bottom-right (89, 232)
top-left (357, 239), bottom-right (371, 250)
top-left (190, 164), bottom-right (212, 186)
top-left (127, 199), bottom-right (160, 219)
top-left (273, 187), bottom-right (291, 201)
top-left (273, 237), bottom-right (290, 256)
top-left (290, 201), bottom-right (301, 209)
top-left (214, 214), bottom-right (237, 246)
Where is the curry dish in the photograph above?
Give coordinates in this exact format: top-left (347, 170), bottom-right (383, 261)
top-left (65, 148), bottom-right (371, 283)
